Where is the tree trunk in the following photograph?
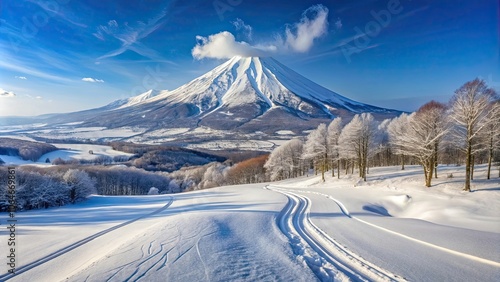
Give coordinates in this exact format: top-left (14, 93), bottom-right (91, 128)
top-left (487, 143), bottom-right (492, 179)
top-left (434, 142), bottom-right (438, 178)
top-left (401, 154), bottom-right (405, 170)
top-left (332, 160), bottom-right (335, 177)
top-left (471, 155), bottom-right (475, 181)
top-left (322, 158), bottom-right (326, 182)
top-left (337, 159), bottom-right (340, 179)
top-left (423, 166), bottom-right (428, 187)
top-left (363, 164), bottom-right (367, 181)
top-left (464, 144), bottom-right (472, 192)
top-left (425, 160), bottom-right (434, 187)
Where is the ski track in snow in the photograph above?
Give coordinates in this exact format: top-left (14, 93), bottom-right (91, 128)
top-left (268, 186), bottom-right (405, 282)
top-left (0, 197), bottom-right (174, 281)
top-left (269, 185), bottom-right (500, 281)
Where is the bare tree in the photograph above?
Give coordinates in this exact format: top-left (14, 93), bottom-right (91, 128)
top-left (63, 169), bottom-right (97, 203)
top-left (338, 113), bottom-right (378, 181)
top-left (449, 79), bottom-right (498, 191)
top-left (387, 113), bottom-right (411, 170)
top-left (327, 118), bottom-right (343, 178)
top-left (391, 102), bottom-right (447, 187)
top-left (479, 101), bottom-right (500, 179)
top-left (303, 124), bottom-right (329, 182)
top-left (265, 138), bottom-right (304, 181)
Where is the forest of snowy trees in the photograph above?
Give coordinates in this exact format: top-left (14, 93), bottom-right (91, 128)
top-left (265, 79), bottom-right (500, 190)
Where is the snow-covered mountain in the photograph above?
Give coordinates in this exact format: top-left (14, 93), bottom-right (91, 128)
top-left (90, 57), bottom-right (396, 125)
top-left (6, 57), bottom-right (402, 146)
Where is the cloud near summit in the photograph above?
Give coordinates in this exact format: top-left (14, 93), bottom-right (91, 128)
top-left (192, 4), bottom-right (329, 60)
top-left (192, 32), bottom-right (276, 59)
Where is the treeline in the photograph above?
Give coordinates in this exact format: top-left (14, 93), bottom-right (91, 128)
top-left (46, 142), bottom-right (227, 172)
top-left (0, 143), bottom-right (270, 211)
top-left (0, 156), bottom-right (270, 211)
top-left (0, 138), bottom-right (58, 161)
top-left (265, 78), bottom-right (500, 190)
top-left (0, 167), bottom-right (95, 211)
top-left (110, 142), bottom-right (226, 172)
top-left (0, 165), bottom-right (177, 211)
top-left (168, 155), bottom-right (269, 191)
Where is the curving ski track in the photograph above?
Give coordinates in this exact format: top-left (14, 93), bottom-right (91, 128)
top-left (0, 197), bottom-right (174, 281)
top-left (269, 186), bottom-right (405, 282)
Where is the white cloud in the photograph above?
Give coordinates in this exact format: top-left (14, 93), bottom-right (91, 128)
top-left (15, 76), bottom-right (27, 80)
top-left (192, 4), bottom-right (329, 60)
top-left (36, 96), bottom-right (43, 99)
top-left (82, 77), bottom-right (104, 83)
top-left (192, 31), bottom-right (276, 60)
top-left (0, 88), bottom-right (16, 98)
top-left (284, 4), bottom-right (329, 53)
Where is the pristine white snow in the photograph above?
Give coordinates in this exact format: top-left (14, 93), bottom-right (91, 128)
top-left (276, 130), bottom-right (295, 135)
top-left (0, 144), bottom-right (133, 165)
top-left (0, 164), bottom-right (498, 281)
top-left (37, 143), bottom-right (134, 162)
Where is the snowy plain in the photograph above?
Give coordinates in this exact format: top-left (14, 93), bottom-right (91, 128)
top-left (0, 143), bottom-right (134, 166)
top-left (0, 164), bottom-right (499, 281)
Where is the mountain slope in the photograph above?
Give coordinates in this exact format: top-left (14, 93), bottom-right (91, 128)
top-left (79, 57), bottom-right (398, 131)
top-left (3, 57), bottom-right (402, 146)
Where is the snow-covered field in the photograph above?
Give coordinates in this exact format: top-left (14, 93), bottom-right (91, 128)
top-left (0, 144), bottom-right (134, 165)
top-left (0, 165), bottom-right (499, 281)
top-left (0, 125), bottom-right (145, 142)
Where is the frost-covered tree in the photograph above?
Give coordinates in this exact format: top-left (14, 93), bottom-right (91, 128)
top-left (375, 119), bottom-right (391, 168)
top-left (17, 171), bottom-right (70, 210)
top-left (200, 162), bottom-right (228, 188)
top-left (449, 79), bottom-right (498, 191)
top-left (148, 187), bottom-right (159, 195)
top-left (479, 101), bottom-right (500, 179)
top-left (302, 124), bottom-right (329, 181)
top-left (168, 180), bottom-right (180, 193)
top-left (327, 118), bottom-right (343, 178)
top-left (338, 113), bottom-right (378, 181)
top-left (63, 169), bottom-right (97, 203)
top-left (387, 113), bottom-right (410, 170)
top-left (394, 102), bottom-right (447, 187)
top-left (265, 138), bottom-right (304, 181)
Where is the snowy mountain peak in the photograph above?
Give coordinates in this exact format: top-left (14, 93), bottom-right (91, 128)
top-left (118, 89), bottom-right (165, 109)
top-left (47, 56), bottom-right (401, 142)
top-left (123, 55), bottom-right (381, 118)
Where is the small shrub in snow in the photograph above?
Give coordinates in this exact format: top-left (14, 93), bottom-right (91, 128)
top-left (168, 180), bottom-right (180, 193)
top-left (148, 187), bottom-right (159, 195)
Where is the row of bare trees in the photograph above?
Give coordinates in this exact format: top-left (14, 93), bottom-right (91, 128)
top-left (265, 79), bottom-right (500, 190)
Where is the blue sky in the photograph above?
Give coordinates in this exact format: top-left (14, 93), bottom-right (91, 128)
top-left (0, 0), bottom-right (498, 116)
